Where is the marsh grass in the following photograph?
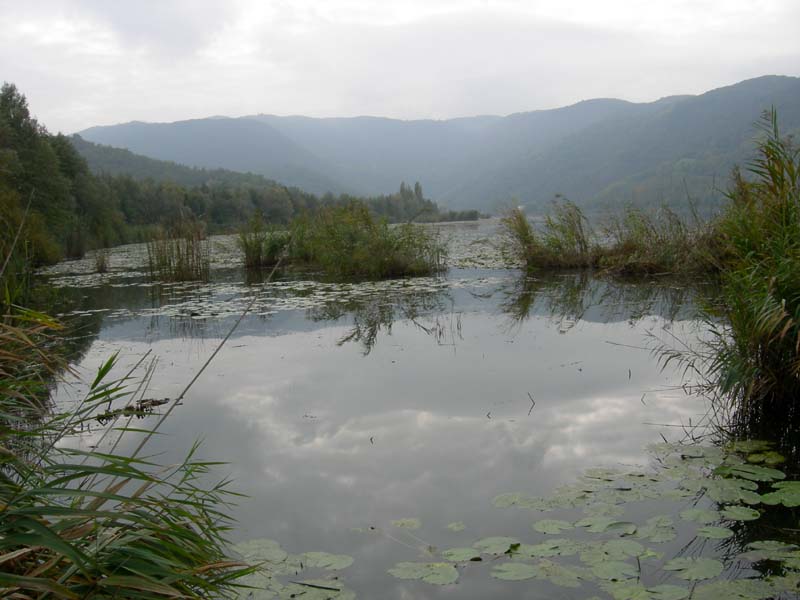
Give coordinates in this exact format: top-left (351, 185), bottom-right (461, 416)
top-left (0, 242), bottom-right (250, 597)
top-left (237, 213), bottom-right (289, 268)
top-left (289, 201), bottom-right (447, 279)
top-left (501, 200), bottom-right (722, 275)
top-left (93, 248), bottom-right (110, 273)
top-left (146, 218), bottom-right (210, 282)
top-left (703, 110), bottom-right (800, 434)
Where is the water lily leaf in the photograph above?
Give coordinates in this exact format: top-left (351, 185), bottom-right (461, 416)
top-left (692, 579), bottom-right (775, 600)
top-left (491, 492), bottom-right (551, 510)
top-left (746, 451), bottom-right (785, 465)
top-left (528, 559), bottom-right (591, 588)
top-left (739, 540), bottom-right (799, 562)
top-left (663, 557), bottom-right (723, 581)
top-left (575, 516), bottom-right (635, 534)
top-left (441, 547), bottom-right (480, 562)
top-left (533, 519), bottom-right (574, 534)
top-left (715, 464), bottom-right (785, 482)
top-left (591, 560), bottom-right (639, 581)
top-left (760, 481), bottom-right (800, 507)
top-left (601, 582), bottom-right (689, 600)
top-left (445, 521), bottom-right (465, 532)
top-left (635, 516), bottom-right (676, 543)
top-left (704, 478), bottom-right (761, 504)
top-left (727, 440), bottom-right (773, 454)
top-left (234, 539), bottom-right (289, 564)
top-left (387, 562), bottom-right (458, 585)
top-left (301, 552), bottom-right (354, 570)
top-left (720, 506), bottom-right (760, 521)
top-left (696, 526), bottom-right (734, 539)
top-left (584, 467), bottom-right (624, 481)
top-left (491, 562), bottom-right (538, 581)
top-left (277, 579), bottom-right (356, 600)
top-left (679, 508), bottom-right (720, 524)
top-left (473, 536), bottom-right (520, 555)
top-left (519, 538), bottom-right (583, 558)
top-left (391, 518), bottom-right (421, 530)
top-left (583, 503), bottom-right (625, 517)
top-left (580, 540), bottom-right (646, 565)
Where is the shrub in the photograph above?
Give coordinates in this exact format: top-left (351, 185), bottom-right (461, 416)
top-left (288, 201), bottom-right (446, 279)
top-left (237, 213), bottom-right (289, 268)
top-left (146, 217), bottom-right (210, 282)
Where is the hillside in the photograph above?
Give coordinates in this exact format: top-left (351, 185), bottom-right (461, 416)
top-left (78, 75), bottom-right (800, 213)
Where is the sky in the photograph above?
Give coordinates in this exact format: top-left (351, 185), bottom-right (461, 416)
top-left (1, 0), bottom-right (798, 133)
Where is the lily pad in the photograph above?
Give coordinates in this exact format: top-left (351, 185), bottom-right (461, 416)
top-left (692, 579), bottom-right (776, 600)
top-left (761, 481), bottom-right (800, 507)
top-left (575, 516), bottom-right (636, 534)
top-left (679, 508), bottom-right (719, 524)
top-left (746, 451), bottom-right (785, 465)
top-left (519, 538), bottom-right (583, 558)
top-left (704, 478), bottom-right (761, 504)
top-left (696, 526), bottom-right (734, 539)
top-left (491, 562), bottom-right (538, 581)
top-left (445, 521), bottom-right (465, 532)
top-left (528, 559), bottom-right (590, 588)
top-left (441, 547), bottom-right (480, 562)
top-left (234, 539), bottom-right (289, 564)
top-left (635, 516), bottom-right (676, 543)
top-left (591, 560), bottom-right (639, 581)
top-left (301, 552), bottom-right (354, 570)
top-left (714, 464), bottom-right (785, 482)
top-left (473, 536), bottom-right (520, 555)
top-left (533, 519), bottom-right (574, 534)
top-left (720, 505), bottom-right (760, 521)
top-left (391, 518), bottom-right (421, 530)
top-left (601, 582), bottom-right (689, 600)
top-left (663, 557), bottom-right (723, 581)
top-left (277, 579), bottom-right (356, 600)
top-left (387, 562), bottom-right (458, 585)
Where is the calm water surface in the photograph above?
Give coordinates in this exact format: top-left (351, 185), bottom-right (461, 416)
top-left (48, 221), bottom-right (718, 599)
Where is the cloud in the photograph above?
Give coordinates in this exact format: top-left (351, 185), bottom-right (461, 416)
top-left (0, 0), bottom-right (798, 132)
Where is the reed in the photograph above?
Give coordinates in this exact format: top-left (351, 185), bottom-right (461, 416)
top-left (146, 218), bottom-right (210, 282)
top-left (93, 248), bottom-right (110, 273)
top-left (237, 213), bottom-right (289, 268)
top-left (288, 201), bottom-right (447, 279)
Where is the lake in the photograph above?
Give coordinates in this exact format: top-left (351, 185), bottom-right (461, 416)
top-left (46, 221), bottom-right (792, 599)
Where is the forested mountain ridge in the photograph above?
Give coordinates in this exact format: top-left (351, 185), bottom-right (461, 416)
top-left (78, 75), bottom-right (800, 213)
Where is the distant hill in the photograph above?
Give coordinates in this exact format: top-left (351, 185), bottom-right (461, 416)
top-left (78, 75), bottom-right (800, 213)
top-left (70, 134), bottom-right (291, 189)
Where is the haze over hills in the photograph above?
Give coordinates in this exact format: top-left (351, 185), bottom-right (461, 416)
top-left (78, 75), bottom-right (800, 213)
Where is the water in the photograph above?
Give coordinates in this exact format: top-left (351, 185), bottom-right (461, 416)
top-left (47, 221), bottom-right (733, 599)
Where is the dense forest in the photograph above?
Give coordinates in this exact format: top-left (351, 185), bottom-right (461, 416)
top-left (0, 83), bottom-right (479, 272)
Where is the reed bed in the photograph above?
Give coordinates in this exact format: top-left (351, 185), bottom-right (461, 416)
top-left (237, 213), bottom-right (289, 268)
top-left (289, 201), bottom-right (447, 279)
top-left (146, 218), bottom-right (210, 282)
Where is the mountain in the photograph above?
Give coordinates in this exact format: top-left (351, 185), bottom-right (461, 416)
top-left (78, 75), bottom-right (800, 213)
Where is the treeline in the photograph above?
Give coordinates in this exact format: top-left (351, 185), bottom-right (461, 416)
top-left (1, 82), bottom-right (480, 274)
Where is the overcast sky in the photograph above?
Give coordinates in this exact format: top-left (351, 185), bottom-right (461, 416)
top-left (2, 0), bottom-right (798, 133)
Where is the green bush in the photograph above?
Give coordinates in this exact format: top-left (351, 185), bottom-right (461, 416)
top-left (288, 201), bottom-right (446, 279)
top-left (237, 213), bottom-right (289, 268)
top-left (706, 110), bottom-right (800, 429)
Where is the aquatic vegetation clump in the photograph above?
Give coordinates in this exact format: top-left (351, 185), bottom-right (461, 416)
top-left (501, 201), bottom-right (721, 275)
top-left (237, 212), bottom-right (289, 268)
top-left (289, 201), bottom-right (447, 279)
top-left (704, 110), bottom-right (800, 435)
top-left (500, 200), bottom-right (598, 270)
top-left (599, 205), bottom-right (722, 275)
top-left (146, 217), bottom-right (210, 282)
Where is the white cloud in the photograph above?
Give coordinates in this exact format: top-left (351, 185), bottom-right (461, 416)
top-left (0, 0), bottom-right (797, 132)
